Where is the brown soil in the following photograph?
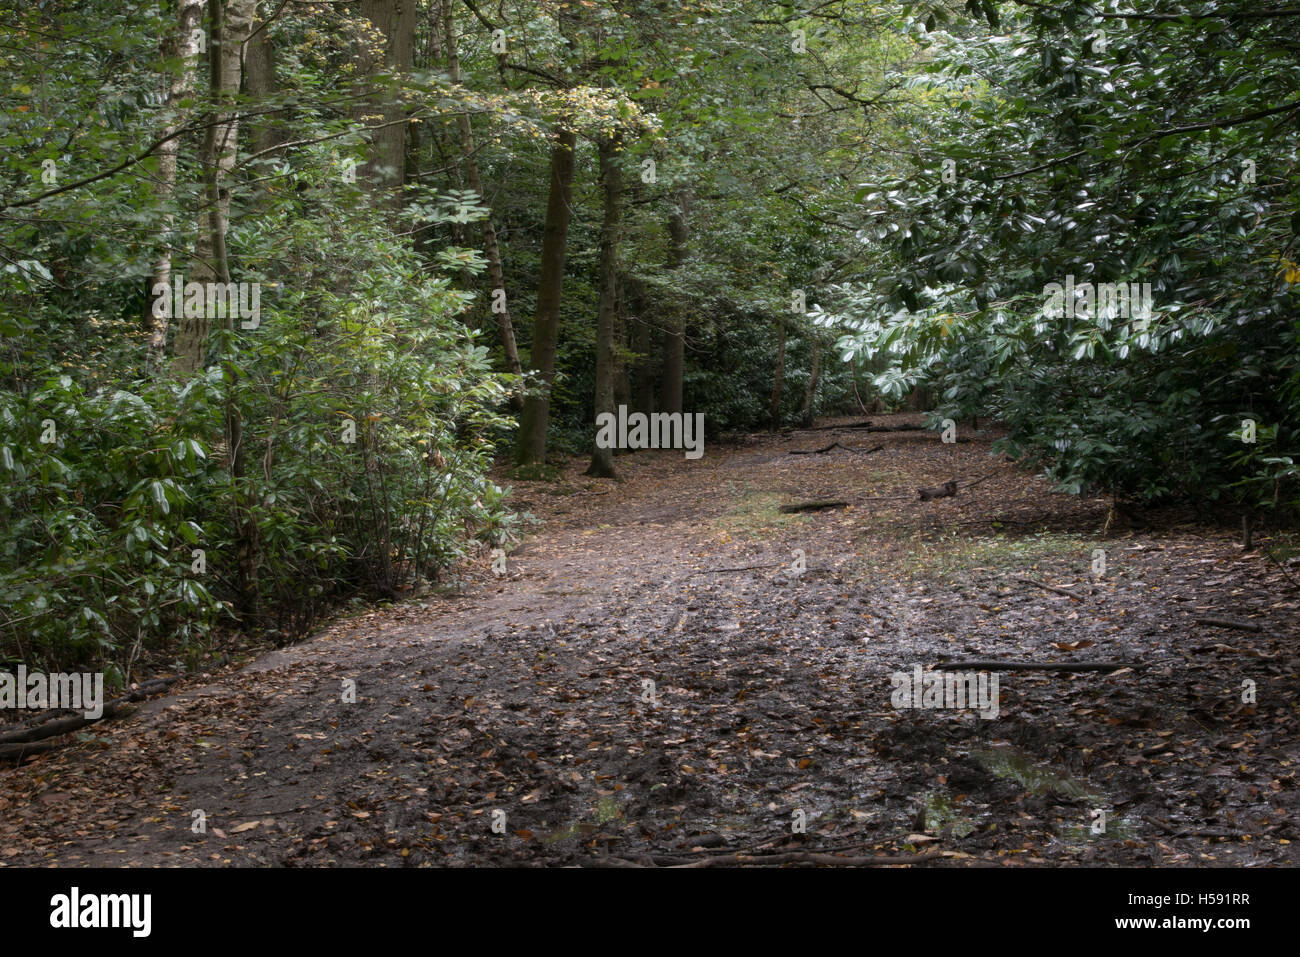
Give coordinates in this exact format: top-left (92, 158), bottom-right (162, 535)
top-left (2, 414), bottom-right (1296, 867)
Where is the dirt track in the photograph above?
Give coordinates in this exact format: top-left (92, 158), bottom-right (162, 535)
top-left (2, 415), bottom-right (1296, 867)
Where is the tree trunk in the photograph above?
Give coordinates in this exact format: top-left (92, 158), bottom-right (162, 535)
top-left (613, 272), bottom-right (631, 410)
top-left (800, 330), bottom-right (821, 426)
top-left (356, 0), bottom-right (416, 201)
top-left (514, 125), bottom-right (577, 466)
top-left (769, 315), bottom-right (787, 430)
top-left (586, 136), bottom-right (622, 478)
top-left (173, 0), bottom-right (253, 375)
top-left (626, 275), bottom-right (657, 417)
top-left (178, 0), bottom-right (260, 619)
top-left (444, 1), bottom-right (523, 407)
top-left (904, 384), bottom-right (935, 412)
top-left (244, 9), bottom-right (281, 159)
top-left (659, 190), bottom-right (690, 414)
top-left (146, 0), bottom-right (203, 363)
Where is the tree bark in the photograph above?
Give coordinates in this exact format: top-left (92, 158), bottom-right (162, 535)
top-left (613, 272), bottom-right (631, 410)
top-left (210, 0), bottom-right (258, 621)
top-left (905, 383), bottom-right (935, 412)
top-left (626, 275), bottom-right (657, 417)
top-left (356, 0), bottom-right (416, 202)
top-left (514, 125), bottom-right (577, 466)
top-left (799, 330), bottom-right (821, 425)
top-left (659, 190), bottom-right (690, 414)
top-left (170, 0), bottom-right (260, 617)
top-left (443, 0), bottom-right (523, 406)
top-left (243, 8), bottom-right (281, 159)
top-left (146, 0), bottom-right (203, 363)
top-left (586, 135), bottom-right (623, 478)
top-left (769, 315), bottom-right (787, 430)
top-left (173, 0), bottom-right (253, 375)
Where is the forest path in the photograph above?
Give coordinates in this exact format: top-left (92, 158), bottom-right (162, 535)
top-left (2, 414), bottom-right (1296, 867)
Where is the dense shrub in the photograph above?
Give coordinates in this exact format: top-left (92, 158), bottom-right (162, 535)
top-left (0, 175), bottom-right (513, 674)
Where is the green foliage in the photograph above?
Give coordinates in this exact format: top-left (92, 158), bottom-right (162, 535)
top-left (0, 43), bottom-right (514, 672)
top-left (822, 1), bottom-right (1300, 506)
top-left (0, 374), bottom-right (217, 672)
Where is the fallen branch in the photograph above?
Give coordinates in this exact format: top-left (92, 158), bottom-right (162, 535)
top-left (0, 740), bottom-right (60, 761)
top-left (1194, 617), bottom-right (1263, 633)
top-left (863, 424), bottom-right (926, 433)
top-left (778, 500), bottom-right (850, 513)
top-left (1017, 577), bottom-right (1086, 601)
top-left (959, 469), bottom-right (1001, 491)
top-left (933, 660), bottom-right (1144, 672)
top-left (912, 469), bottom-right (1000, 502)
top-left (917, 480), bottom-right (958, 501)
top-left (0, 675), bottom-right (178, 749)
top-left (788, 442), bottom-right (884, 456)
top-left (789, 442), bottom-right (840, 455)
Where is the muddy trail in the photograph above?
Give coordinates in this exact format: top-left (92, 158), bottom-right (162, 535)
top-left (2, 414), bottom-right (1297, 867)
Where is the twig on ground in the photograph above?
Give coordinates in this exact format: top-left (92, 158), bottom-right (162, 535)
top-left (1017, 577), bottom-right (1086, 601)
top-left (934, 660), bottom-right (1145, 672)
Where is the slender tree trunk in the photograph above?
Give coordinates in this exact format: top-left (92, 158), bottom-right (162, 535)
top-left (443, 0), bottom-right (523, 406)
top-left (626, 275), bottom-right (657, 417)
top-left (659, 189), bottom-right (690, 413)
top-left (800, 330), bottom-right (821, 425)
top-left (514, 125), bottom-right (577, 466)
top-left (244, 10), bottom-right (280, 159)
top-left (180, 0), bottom-right (260, 619)
top-left (146, 0), bottom-right (203, 363)
top-left (613, 273), bottom-right (631, 410)
top-left (356, 0), bottom-right (416, 202)
top-left (905, 384), bottom-right (934, 412)
top-left (659, 321), bottom-right (684, 413)
top-left (769, 315), bottom-right (787, 430)
top-left (173, 0), bottom-right (252, 374)
top-left (587, 136), bottom-right (622, 478)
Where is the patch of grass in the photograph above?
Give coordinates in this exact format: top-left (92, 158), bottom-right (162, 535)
top-left (507, 462), bottom-right (564, 482)
top-left (890, 530), bottom-right (1095, 582)
top-left (857, 468), bottom-right (907, 486)
top-left (712, 484), bottom-right (809, 537)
